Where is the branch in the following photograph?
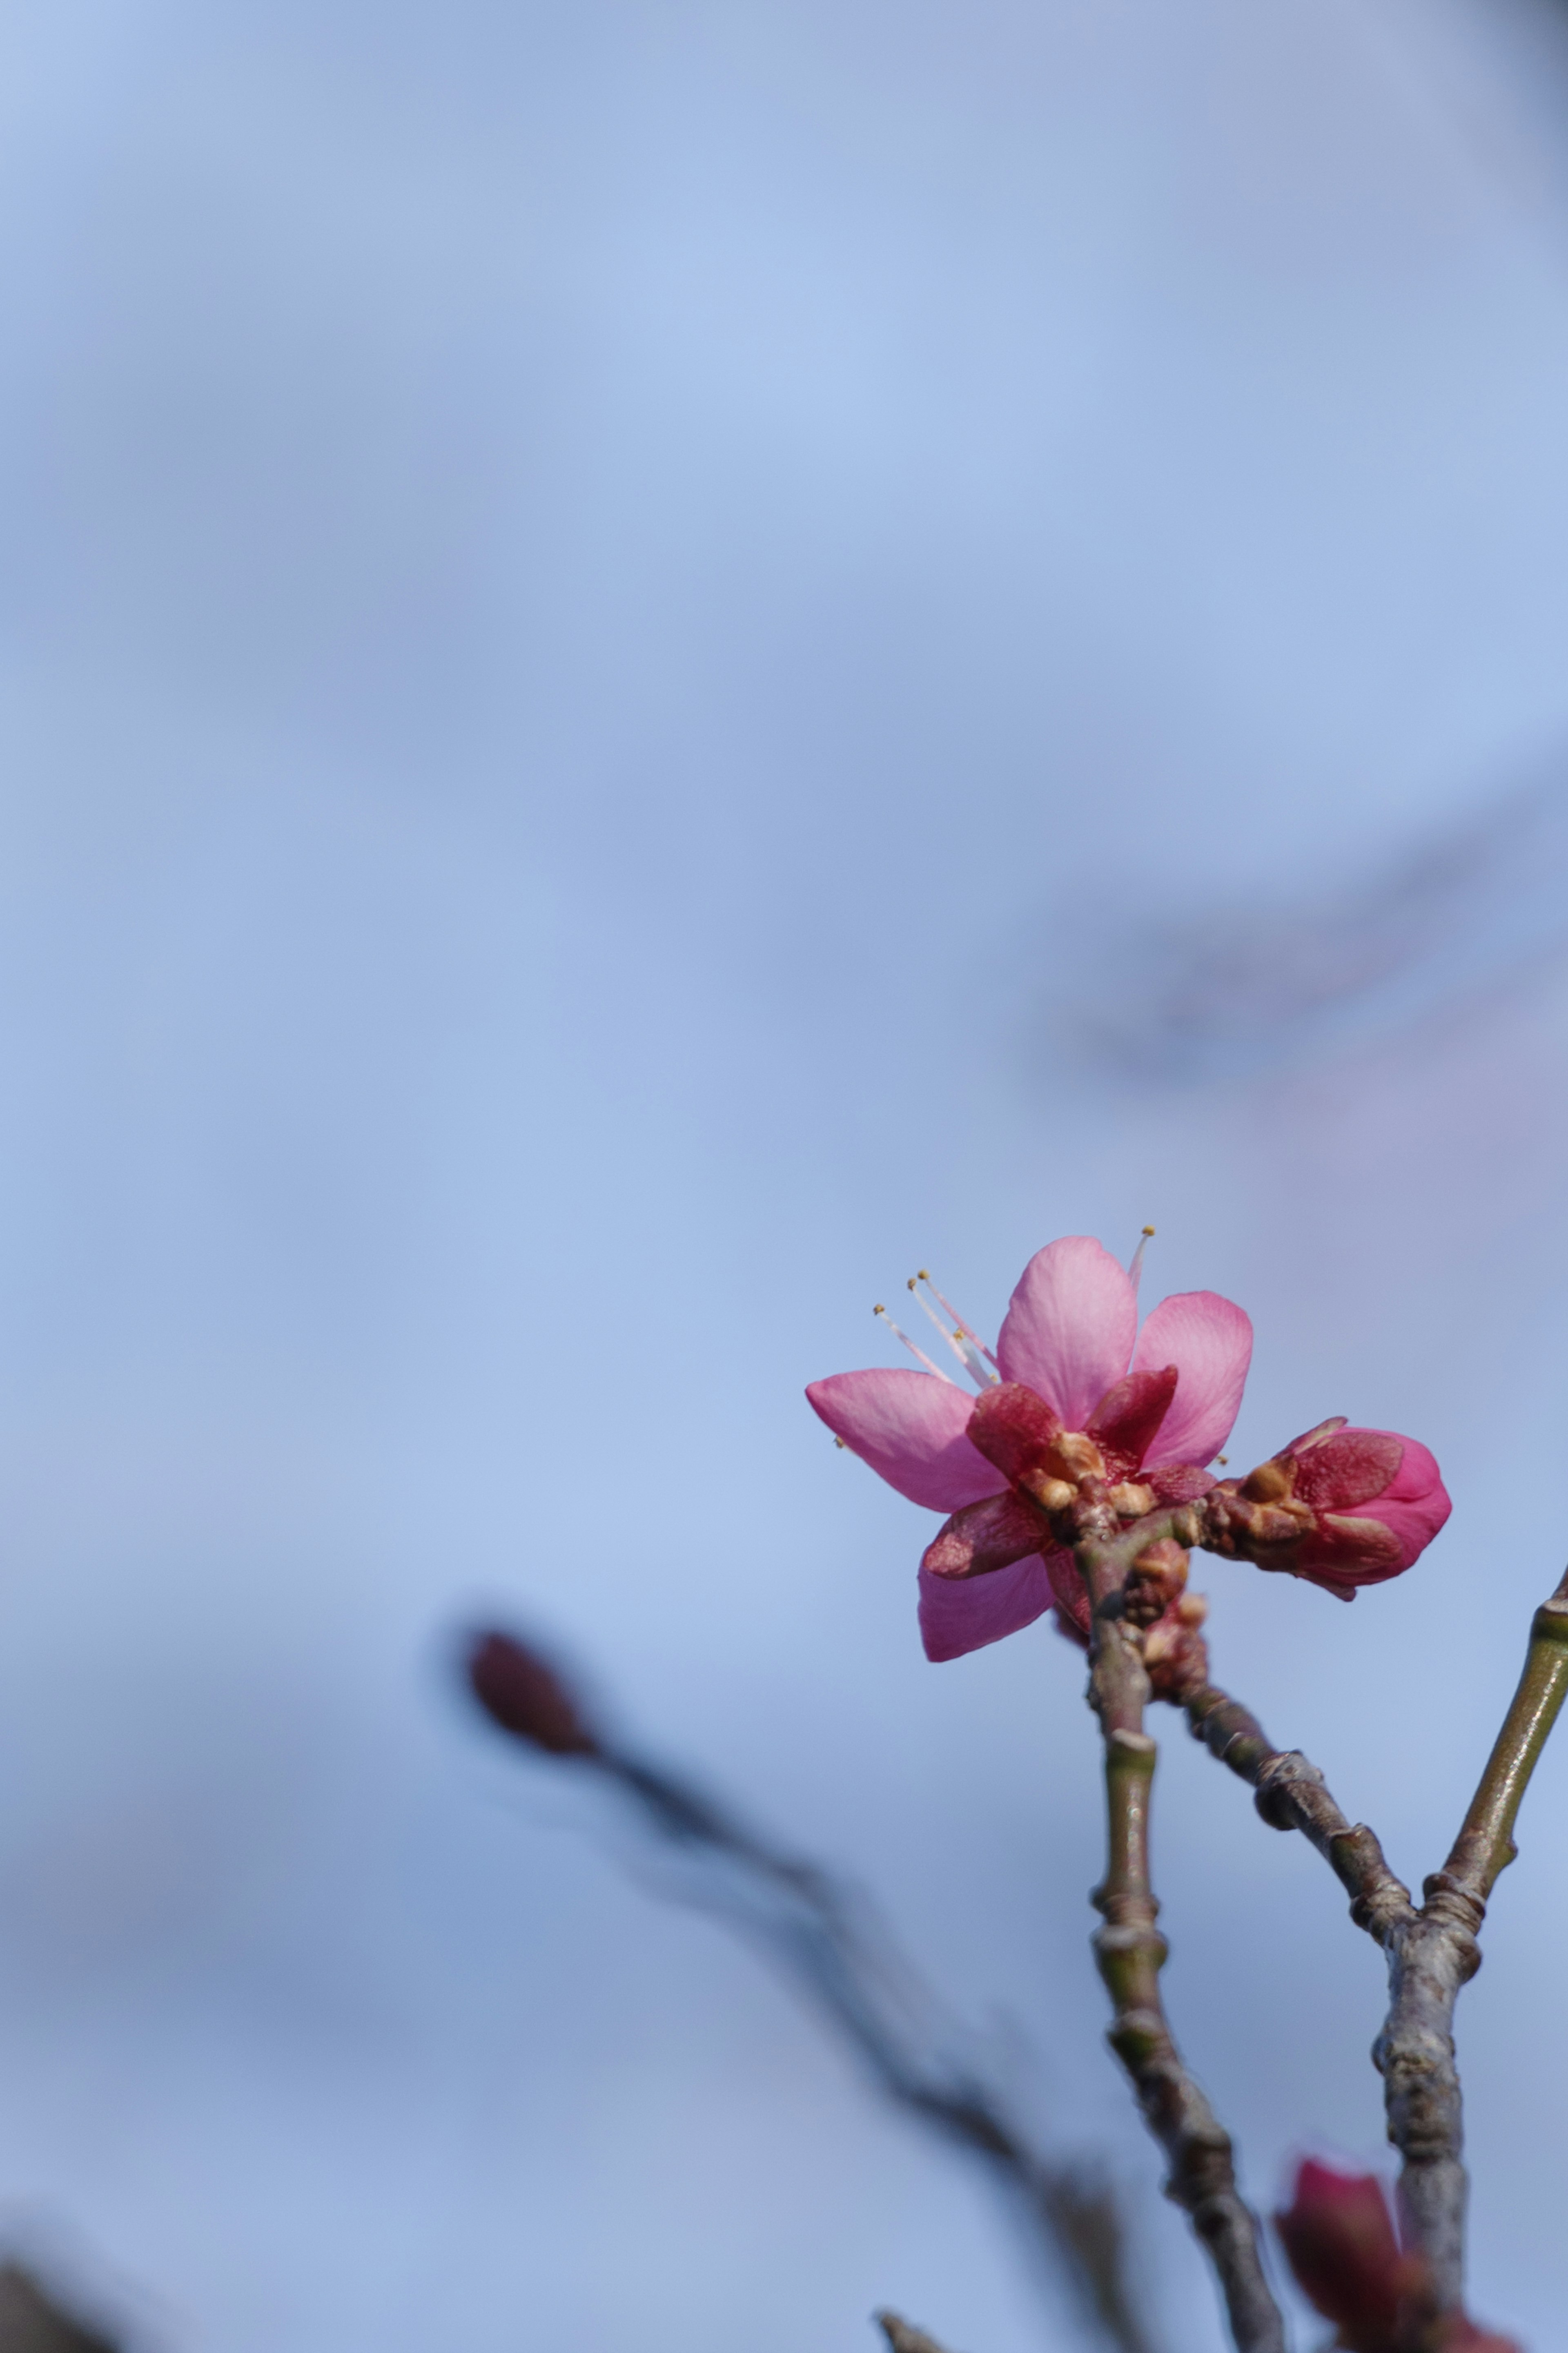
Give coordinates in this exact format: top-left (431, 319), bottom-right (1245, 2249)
top-left (1078, 1540), bottom-right (1286, 2353)
top-left (1180, 1576), bottom-right (1568, 2333)
top-left (1182, 1683), bottom-right (1414, 1943)
top-left (1376, 1575), bottom-right (1568, 2324)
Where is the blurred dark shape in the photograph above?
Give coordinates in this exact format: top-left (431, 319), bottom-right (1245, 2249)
top-left (0, 2266), bottom-right (121, 2353)
top-left (467, 1631), bottom-right (601, 1755)
top-left (464, 1624), bottom-right (1160, 2353)
top-left (877, 2311), bottom-right (961, 2353)
top-left (1069, 767), bottom-right (1568, 1084)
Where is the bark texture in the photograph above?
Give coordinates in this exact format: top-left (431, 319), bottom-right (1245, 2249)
top-left (1078, 1534), bottom-right (1286, 2353)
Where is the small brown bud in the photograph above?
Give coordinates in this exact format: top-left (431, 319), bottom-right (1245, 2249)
top-left (1143, 1608), bottom-right (1209, 1702)
top-left (467, 1631), bottom-right (601, 1757)
top-left (1020, 1471), bottom-right (1077, 1514)
top-left (1241, 1457), bottom-right (1294, 1505)
top-left (1053, 1430), bottom-right (1106, 1482)
top-left (1108, 1481), bottom-right (1156, 1519)
top-left (1122, 1537), bottom-right (1190, 1628)
top-left (1131, 1535), bottom-right (1187, 1582)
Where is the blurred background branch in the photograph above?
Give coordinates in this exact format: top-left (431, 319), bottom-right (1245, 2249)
top-left (465, 1629), bottom-right (1160, 2353)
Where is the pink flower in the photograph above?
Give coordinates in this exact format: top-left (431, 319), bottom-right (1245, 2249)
top-left (1210, 1418), bottom-right (1452, 1601)
top-left (806, 1236), bottom-right (1252, 1662)
top-left (1274, 2160), bottom-right (1518, 2353)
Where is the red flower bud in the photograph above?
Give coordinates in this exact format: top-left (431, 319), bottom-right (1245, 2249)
top-left (1212, 1421), bottom-right (1450, 1599)
top-left (1274, 2161), bottom-right (1519, 2352)
top-left (1283, 1423), bottom-right (1451, 1595)
top-left (1275, 2160), bottom-right (1420, 2348)
top-left (466, 1631), bottom-right (601, 1757)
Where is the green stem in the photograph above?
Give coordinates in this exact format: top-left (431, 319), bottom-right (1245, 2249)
top-left (1441, 1586), bottom-right (1568, 1905)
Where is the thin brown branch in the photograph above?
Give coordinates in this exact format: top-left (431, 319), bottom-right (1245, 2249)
top-left (1078, 1537), bottom-right (1286, 2353)
top-left (1182, 1683), bottom-right (1414, 1943)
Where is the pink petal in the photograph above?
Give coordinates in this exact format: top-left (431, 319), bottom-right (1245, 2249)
top-left (1132, 1291), bottom-right (1253, 1467)
top-left (1293, 1430), bottom-right (1450, 1586)
top-left (1292, 1430), bottom-right (1403, 1512)
top-left (1373, 1435), bottom-right (1450, 1566)
top-left (918, 1553), bottom-right (1056, 1661)
top-left (996, 1238), bottom-right (1138, 1427)
top-left (806, 1369), bottom-right (1002, 1512)
top-left (921, 1490), bottom-right (1050, 1580)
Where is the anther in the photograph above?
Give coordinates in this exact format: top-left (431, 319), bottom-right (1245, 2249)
top-left (1128, 1225), bottom-right (1156, 1290)
top-left (873, 1303), bottom-right (956, 1384)
top-left (912, 1269), bottom-right (1000, 1376)
top-left (904, 1276), bottom-right (994, 1388)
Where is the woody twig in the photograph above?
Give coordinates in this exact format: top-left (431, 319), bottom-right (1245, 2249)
top-left (1179, 1568), bottom-right (1568, 2339)
top-left (1074, 1522), bottom-right (1286, 2353)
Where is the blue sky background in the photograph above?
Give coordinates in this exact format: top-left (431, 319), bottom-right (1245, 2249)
top-left (4, 2), bottom-right (1568, 2347)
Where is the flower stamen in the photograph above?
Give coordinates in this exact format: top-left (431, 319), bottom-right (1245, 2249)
top-left (905, 1277), bottom-right (997, 1389)
top-left (1127, 1224), bottom-right (1156, 1293)
top-left (873, 1303), bottom-right (958, 1384)
top-left (914, 1270), bottom-right (1000, 1375)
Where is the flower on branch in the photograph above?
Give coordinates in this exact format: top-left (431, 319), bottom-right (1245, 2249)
top-left (806, 1236), bottom-right (1251, 1661)
top-left (1274, 2159), bottom-right (1518, 2352)
top-left (1207, 1419), bottom-right (1451, 1601)
top-left (808, 1233), bottom-right (1453, 1662)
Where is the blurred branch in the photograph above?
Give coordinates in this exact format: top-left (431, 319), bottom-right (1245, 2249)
top-left (877, 2311), bottom-right (960, 2353)
top-left (0, 2266), bottom-right (121, 2353)
top-left (464, 1630), bottom-right (1161, 2353)
top-left (1061, 763), bottom-right (1568, 1086)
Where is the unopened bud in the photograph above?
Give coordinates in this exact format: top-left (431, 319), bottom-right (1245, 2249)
top-left (1142, 1600), bottom-right (1209, 1702)
top-left (1122, 1537), bottom-right (1190, 1628)
top-left (1132, 1535), bottom-right (1187, 1582)
top-left (466, 1630), bottom-right (602, 1757)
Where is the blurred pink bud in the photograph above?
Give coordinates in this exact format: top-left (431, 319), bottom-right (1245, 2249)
top-left (467, 1631), bottom-right (601, 1757)
top-left (1275, 2159), bottom-right (1419, 2349)
top-left (1274, 2161), bottom-right (1519, 2352)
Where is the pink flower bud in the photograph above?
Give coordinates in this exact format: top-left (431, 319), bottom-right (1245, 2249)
top-left (1275, 2160), bottom-right (1420, 2348)
top-left (1282, 1423), bottom-right (1451, 1597)
top-left (1274, 2161), bottom-right (1519, 2352)
top-left (466, 1631), bottom-right (601, 1757)
top-left (1211, 1421), bottom-right (1450, 1599)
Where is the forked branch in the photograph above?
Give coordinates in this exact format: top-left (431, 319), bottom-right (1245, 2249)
top-left (1182, 1569), bottom-right (1568, 2333)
